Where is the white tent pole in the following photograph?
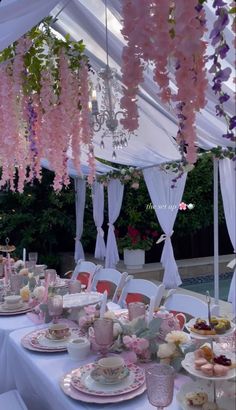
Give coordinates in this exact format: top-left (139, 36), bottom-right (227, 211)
top-left (213, 157), bottom-right (219, 307)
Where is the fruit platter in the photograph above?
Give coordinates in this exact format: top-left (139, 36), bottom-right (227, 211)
top-left (185, 317), bottom-right (234, 339)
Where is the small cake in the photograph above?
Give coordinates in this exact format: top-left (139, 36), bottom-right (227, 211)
top-left (194, 349), bottom-right (205, 359)
top-left (185, 391), bottom-right (208, 406)
top-left (202, 402), bottom-right (219, 410)
top-left (195, 358), bottom-right (208, 369)
top-left (200, 363), bottom-right (214, 376)
top-left (213, 363), bottom-right (228, 376)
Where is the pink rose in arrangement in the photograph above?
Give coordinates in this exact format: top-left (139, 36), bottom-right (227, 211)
top-left (123, 335), bottom-right (149, 355)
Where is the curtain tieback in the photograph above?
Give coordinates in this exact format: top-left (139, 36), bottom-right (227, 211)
top-left (156, 231), bottom-right (174, 244)
top-left (97, 227), bottom-right (104, 237)
top-left (107, 223), bottom-right (115, 230)
top-left (74, 236), bottom-right (81, 241)
top-left (227, 251), bottom-right (236, 270)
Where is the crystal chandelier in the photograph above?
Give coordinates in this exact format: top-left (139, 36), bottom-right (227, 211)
top-left (89, 0), bottom-right (132, 160)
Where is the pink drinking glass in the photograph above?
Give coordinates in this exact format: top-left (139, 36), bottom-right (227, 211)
top-left (45, 269), bottom-right (57, 286)
top-left (93, 318), bottom-right (113, 356)
top-left (128, 302), bottom-right (146, 321)
top-left (48, 295), bottom-right (63, 323)
top-left (145, 364), bottom-right (175, 410)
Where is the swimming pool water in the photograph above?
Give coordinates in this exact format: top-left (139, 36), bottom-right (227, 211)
top-left (181, 273), bottom-right (233, 301)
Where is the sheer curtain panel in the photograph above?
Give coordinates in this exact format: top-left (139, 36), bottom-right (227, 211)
top-left (143, 167), bottom-right (187, 288)
top-left (105, 179), bottom-right (124, 268)
top-left (92, 181), bottom-right (106, 260)
top-left (219, 158), bottom-right (236, 315)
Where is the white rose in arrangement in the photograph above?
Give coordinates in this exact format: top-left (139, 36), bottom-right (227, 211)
top-left (157, 343), bottom-right (176, 359)
top-left (113, 322), bottom-right (123, 338)
top-left (129, 167), bottom-right (134, 172)
top-left (165, 330), bottom-right (189, 345)
top-left (33, 286), bottom-right (45, 301)
top-left (19, 268), bottom-right (29, 276)
top-left (120, 169), bottom-right (126, 175)
top-left (104, 311), bottom-right (116, 320)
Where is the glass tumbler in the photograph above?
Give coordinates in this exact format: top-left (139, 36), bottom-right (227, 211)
top-left (145, 364), bottom-right (175, 410)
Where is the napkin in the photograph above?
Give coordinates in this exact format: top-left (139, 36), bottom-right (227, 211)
top-left (100, 290), bottom-right (107, 318)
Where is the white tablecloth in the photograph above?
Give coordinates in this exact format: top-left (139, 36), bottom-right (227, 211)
top-left (8, 327), bottom-right (190, 410)
top-left (0, 314), bottom-right (35, 393)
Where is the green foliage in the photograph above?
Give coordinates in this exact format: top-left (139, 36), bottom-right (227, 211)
top-left (0, 169), bottom-right (75, 270)
top-left (0, 17), bottom-right (88, 95)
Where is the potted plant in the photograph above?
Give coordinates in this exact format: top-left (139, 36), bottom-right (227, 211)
top-left (117, 226), bottom-right (158, 269)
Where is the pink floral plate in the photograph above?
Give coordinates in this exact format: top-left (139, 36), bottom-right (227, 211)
top-left (70, 363), bottom-right (145, 397)
top-left (60, 366), bottom-right (146, 404)
top-left (21, 327), bottom-right (83, 352)
top-left (0, 302), bottom-right (32, 316)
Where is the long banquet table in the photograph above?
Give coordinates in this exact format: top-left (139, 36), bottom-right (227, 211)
top-left (7, 326), bottom-right (191, 410)
top-left (0, 314), bottom-right (36, 393)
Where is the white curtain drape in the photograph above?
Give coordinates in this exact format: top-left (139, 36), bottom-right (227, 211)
top-left (0, 0), bottom-right (64, 52)
top-left (74, 178), bottom-right (86, 262)
top-left (92, 181), bottom-right (106, 260)
top-left (105, 179), bottom-right (124, 268)
top-left (143, 167), bottom-right (187, 288)
top-left (219, 158), bottom-right (236, 315)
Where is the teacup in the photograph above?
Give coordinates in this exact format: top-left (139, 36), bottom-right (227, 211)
top-left (95, 356), bottom-right (125, 381)
top-left (4, 295), bottom-right (22, 305)
top-left (47, 324), bottom-right (70, 340)
top-left (67, 338), bottom-right (90, 360)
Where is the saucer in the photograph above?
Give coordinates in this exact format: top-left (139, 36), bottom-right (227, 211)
top-left (2, 301), bottom-right (23, 310)
top-left (90, 366), bottom-right (130, 385)
top-left (45, 331), bottom-right (71, 341)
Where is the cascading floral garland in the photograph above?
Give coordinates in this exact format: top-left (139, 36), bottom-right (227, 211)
top-left (209, 0), bottom-right (236, 142)
top-left (120, 0), bottom-right (234, 164)
top-left (0, 19), bottom-right (94, 192)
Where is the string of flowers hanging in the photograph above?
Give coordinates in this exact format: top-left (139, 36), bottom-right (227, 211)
top-left (121, 0), bottom-right (235, 164)
top-left (0, 18), bottom-right (94, 192)
top-left (208, 0), bottom-right (236, 143)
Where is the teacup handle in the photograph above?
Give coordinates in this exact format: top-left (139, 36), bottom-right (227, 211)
top-left (175, 313), bottom-right (186, 329)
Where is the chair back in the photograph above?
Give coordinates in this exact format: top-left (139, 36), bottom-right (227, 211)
top-left (117, 278), bottom-right (165, 308)
top-left (164, 292), bottom-right (218, 317)
top-left (71, 260), bottom-right (99, 289)
top-left (91, 268), bottom-right (128, 302)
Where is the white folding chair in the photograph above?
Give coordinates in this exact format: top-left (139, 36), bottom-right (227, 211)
top-left (71, 260), bottom-right (101, 290)
top-left (117, 278), bottom-right (165, 309)
top-left (0, 390), bottom-right (28, 410)
top-left (91, 268), bottom-right (128, 302)
top-left (164, 292), bottom-right (218, 317)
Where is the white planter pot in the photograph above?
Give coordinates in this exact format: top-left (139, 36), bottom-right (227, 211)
top-left (123, 249), bottom-right (145, 269)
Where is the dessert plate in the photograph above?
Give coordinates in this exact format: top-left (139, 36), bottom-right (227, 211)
top-left (90, 366), bottom-right (130, 385)
top-left (0, 302), bottom-right (31, 315)
top-left (70, 363), bottom-right (145, 396)
top-left (60, 366), bottom-right (146, 404)
top-left (63, 292), bottom-right (103, 309)
top-left (182, 348), bottom-right (236, 381)
top-left (176, 379), bottom-right (235, 410)
top-left (21, 327), bottom-right (83, 352)
top-left (185, 318), bottom-right (235, 340)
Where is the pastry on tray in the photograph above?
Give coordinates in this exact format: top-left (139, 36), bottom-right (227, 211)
top-left (191, 319), bottom-right (216, 335)
top-left (185, 391), bottom-right (208, 406)
top-left (191, 317), bottom-right (231, 335)
top-left (202, 402), bottom-right (220, 410)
